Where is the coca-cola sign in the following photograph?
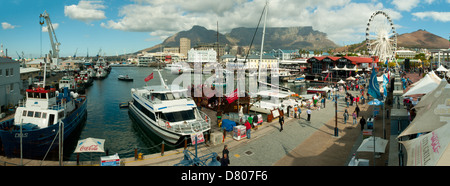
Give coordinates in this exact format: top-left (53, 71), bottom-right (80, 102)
top-left (79, 145), bottom-right (99, 152)
top-left (74, 138), bottom-right (105, 153)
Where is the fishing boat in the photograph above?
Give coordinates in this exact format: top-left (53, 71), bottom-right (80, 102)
top-left (128, 70), bottom-right (211, 144)
top-left (118, 75), bottom-right (133, 81)
top-left (0, 86), bottom-right (87, 158)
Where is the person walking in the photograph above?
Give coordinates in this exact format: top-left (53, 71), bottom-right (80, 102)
top-left (355, 105), bottom-right (360, 117)
top-left (352, 111), bottom-right (357, 125)
top-left (245, 120), bottom-right (251, 139)
top-left (343, 109), bottom-right (349, 124)
top-left (279, 114), bottom-right (284, 132)
top-left (359, 116), bottom-right (366, 131)
top-left (220, 153), bottom-right (230, 166)
top-left (307, 108), bottom-right (312, 121)
top-left (222, 145), bottom-right (229, 159)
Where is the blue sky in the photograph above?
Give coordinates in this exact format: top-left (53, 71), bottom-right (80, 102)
top-left (1, 0), bottom-right (449, 59)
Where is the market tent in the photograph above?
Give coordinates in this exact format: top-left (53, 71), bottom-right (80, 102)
top-left (357, 136), bottom-right (389, 153)
top-left (402, 74), bottom-right (441, 96)
top-left (368, 99), bottom-right (383, 106)
top-left (400, 123), bottom-right (450, 166)
top-left (74, 137), bottom-right (105, 153)
top-left (414, 79), bottom-right (448, 112)
top-left (398, 83), bottom-right (450, 138)
top-left (346, 76), bottom-right (355, 81)
top-left (337, 79), bottom-right (346, 84)
top-left (436, 65), bottom-right (449, 72)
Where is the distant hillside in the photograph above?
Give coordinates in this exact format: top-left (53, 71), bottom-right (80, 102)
top-left (140, 25), bottom-right (338, 53)
top-left (333, 29), bottom-right (450, 53)
top-left (397, 29), bottom-right (449, 49)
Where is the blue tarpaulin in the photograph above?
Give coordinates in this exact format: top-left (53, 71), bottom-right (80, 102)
top-left (221, 119), bottom-right (236, 132)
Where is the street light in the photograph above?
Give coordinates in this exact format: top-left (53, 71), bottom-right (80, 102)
top-left (334, 90), bottom-right (339, 137)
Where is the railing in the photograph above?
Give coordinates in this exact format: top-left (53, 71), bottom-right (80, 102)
top-left (157, 110), bottom-right (211, 134)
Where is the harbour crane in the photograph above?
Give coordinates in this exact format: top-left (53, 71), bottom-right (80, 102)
top-left (39, 10), bottom-right (60, 59)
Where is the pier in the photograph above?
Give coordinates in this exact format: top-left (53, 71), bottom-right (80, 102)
top-left (1, 88), bottom-right (389, 166)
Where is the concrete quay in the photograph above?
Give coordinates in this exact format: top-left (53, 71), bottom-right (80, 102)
top-left (1, 89), bottom-right (384, 166)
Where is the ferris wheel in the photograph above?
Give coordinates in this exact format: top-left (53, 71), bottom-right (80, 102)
top-left (365, 10), bottom-right (397, 66)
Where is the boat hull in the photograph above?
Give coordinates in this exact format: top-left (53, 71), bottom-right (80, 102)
top-left (128, 104), bottom-right (182, 144)
top-left (128, 103), bottom-right (208, 145)
top-left (0, 99), bottom-right (87, 158)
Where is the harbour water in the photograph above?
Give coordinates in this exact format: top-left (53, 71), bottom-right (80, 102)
top-left (60, 66), bottom-right (307, 161)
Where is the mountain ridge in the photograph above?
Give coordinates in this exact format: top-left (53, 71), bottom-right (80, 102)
top-left (139, 25), bottom-right (338, 53)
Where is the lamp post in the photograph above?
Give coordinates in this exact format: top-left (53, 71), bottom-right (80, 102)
top-left (334, 90), bottom-right (339, 137)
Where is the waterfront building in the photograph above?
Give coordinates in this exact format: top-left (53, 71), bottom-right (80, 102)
top-left (395, 49), bottom-right (416, 59)
top-left (187, 48), bottom-right (217, 63)
top-left (307, 56), bottom-right (377, 77)
top-left (0, 57), bottom-right (22, 112)
top-left (163, 47), bottom-right (180, 54)
top-left (179, 38), bottom-right (191, 57)
top-left (193, 43), bottom-right (225, 58)
top-left (138, 52), bottom-right (185, 66)
top-left (269, 49), bottom-right (300, 60)
top-left (246, 54), bottom-right (278, 70)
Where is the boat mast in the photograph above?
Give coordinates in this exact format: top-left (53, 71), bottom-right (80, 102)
top-left (258, 1), bottom-right (268, 82)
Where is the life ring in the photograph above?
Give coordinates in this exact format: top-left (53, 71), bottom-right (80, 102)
top-left (165, 121), bottom-right (171, 128)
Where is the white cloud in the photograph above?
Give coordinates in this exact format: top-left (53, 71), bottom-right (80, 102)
top-left (42, 23), bottom-right (59, 32)
top-left (101, 0), bottom-right (401, 45)
top-left (64, 0), bottom-right (106, 23)
top-left (412, 11), bottom-right (450, 22)
top-left (2, 22), bottom-right (16, 30)
top-left (391, 0), bottom-right (420, 12)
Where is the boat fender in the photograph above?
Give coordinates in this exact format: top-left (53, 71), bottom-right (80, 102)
top-left (166, 121), bottom-right (171, 128)
top-left (205, 116), bottom-right (208, 123)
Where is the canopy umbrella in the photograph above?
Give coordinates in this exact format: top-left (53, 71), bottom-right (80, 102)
top-left (398, 82), bottom-right (450, 138)
top-left (368, 99), bottom-right (383, 106)
top-left (357, 136), bottom-right (389, 153)
top-left (414, 79), bottom-right (448, 112)
top-left (403, 74), bottom-right (441, 96)
top-left (400, 123), bottom-right (450, 166)
top-left (74, 137), bottom-right (105, 153)
top-left (337, 79), bottom-right (346, 84)
top-left (346, 76), bottom-right (356, 81)
top-left (436, 65), bottom-right (449, 72)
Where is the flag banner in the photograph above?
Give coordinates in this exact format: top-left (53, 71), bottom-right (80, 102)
top-left (144, 72), bottom-right (154, 82)
top-left (383, 74), bottom-right (389, 98)
top-left (324, 73), bottom-right (330, 81)
top-left (368, 68), bottom-right (382, 100)
top-left (226, 88), bottom-right (238, 104)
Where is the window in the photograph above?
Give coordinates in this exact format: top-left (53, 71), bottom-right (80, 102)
top-left (22, 110), bottom-right (27, 116)
top-left (42, 112), bottom-right (47, 119)
top-left (0, 69), bottom-right (2, 76)
top-left (162, 109), bottom-right (195, 122)
top-left (5, 69), bottom-right (8, 76)
top-left (27, 111), bottom-right (34, 117)
top-left (34, 112), bottom-right (41, 118)
top-left (10, 68), bottom-right (13, 76)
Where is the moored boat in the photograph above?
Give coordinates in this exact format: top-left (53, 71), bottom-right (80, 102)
top-left (128, 70), bottom-right (211, 144)
top-left (0, 86), bottom-right (87, 158)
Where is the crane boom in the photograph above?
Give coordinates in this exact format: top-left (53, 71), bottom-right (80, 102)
top-left (39, 10), bottom-right (60, 59)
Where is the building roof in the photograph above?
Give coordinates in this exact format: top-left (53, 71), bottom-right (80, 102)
top-left (307, 56), bottom-right (378, 64)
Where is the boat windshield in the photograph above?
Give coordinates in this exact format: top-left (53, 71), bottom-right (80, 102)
top-left (159, 109), bottom-right (195, 122)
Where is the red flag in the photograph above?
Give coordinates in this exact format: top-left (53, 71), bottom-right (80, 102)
top-left (144, 72), bottom-right (154, 82)
top-left (324, 73), bottom-right (330, 81)
top-left (226, 89), bottom-right (238, 104)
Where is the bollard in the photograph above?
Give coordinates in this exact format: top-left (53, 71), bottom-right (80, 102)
top-left (134, 147), bottom-right (138, 160)
top-left (138, 153), bottom-right (143, 160)
top-left (161, 141), bottom-right (165, 156)
top-left (184, 137), bottom-right (187, 150)
top-left (76, 153), bottom-right (79, 166)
